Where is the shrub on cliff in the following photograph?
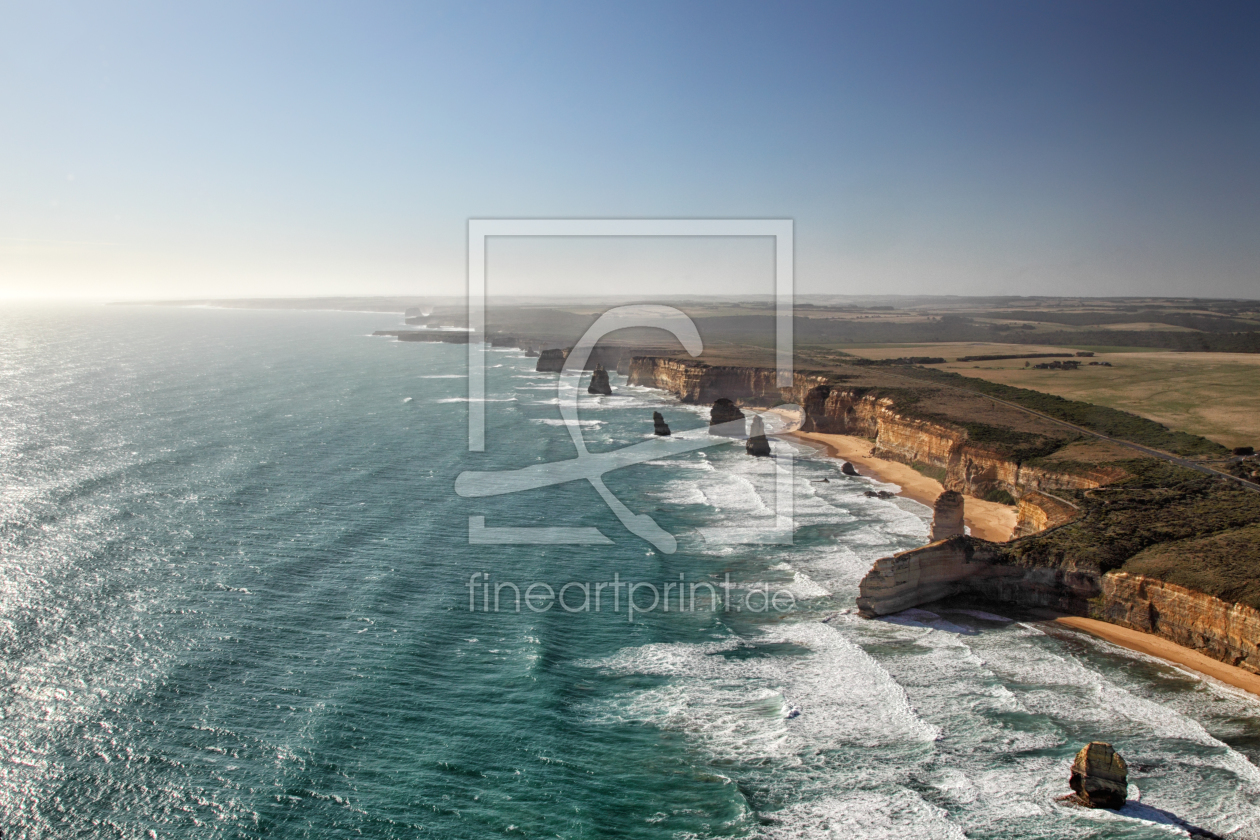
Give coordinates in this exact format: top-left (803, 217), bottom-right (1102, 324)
top-left (983, 489), bottom-right (1017, 505)
top-left (1123, 524), bottom-right (1260, 611)
top-left (1004, 461), bottom-right (1260, 594)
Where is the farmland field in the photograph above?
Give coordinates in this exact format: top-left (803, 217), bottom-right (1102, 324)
top-left (842, 346), bottom-right (1260, 449)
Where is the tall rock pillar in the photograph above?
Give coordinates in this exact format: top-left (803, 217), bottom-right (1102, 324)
top-left (930, 490), bottom-right (965, 541)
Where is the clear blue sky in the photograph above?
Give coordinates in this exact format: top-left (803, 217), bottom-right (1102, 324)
top-left (2, 1), bottom-right (1257, 299)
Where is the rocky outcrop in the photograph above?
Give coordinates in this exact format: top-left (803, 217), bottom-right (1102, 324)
top-left (930, 491), bottom-right (965, 541)
top-left (536, 348), bottom-right (569, 372)
top-left (856, 541), bottom-right (1260, 676)
top-left (587, 365), bottom-right (612, 395)
top-left (652, 411), bottom-right (671, 436)
top-left (524, 349), bottom-right (540, 358)
top-left (841, 462), bottom-right (859, 476)
top-left (856, 536), bottom-right (1101, 618)
top-left (1013, 490), bottom-right (1080, 538)
top-left (1097, 573), bottom-right (1260, 675)
top-left (746, 415), bottom-right (771, 457)
top-left (856, 538), bottom-right (1010, 617)
top-left (709, 399), bottom-right (746, 437)
top-left (1068, 743), bottom-right (1128, 809)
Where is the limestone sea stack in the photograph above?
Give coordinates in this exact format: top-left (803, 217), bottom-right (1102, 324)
top-left (652, 411), bottom-right (671, 436)
top-left (588, 365), bottom-right (612, 395)
top-left (745, 415), bottom-right (771, 457)
top-left (1068, 742), bottom-right (1128, 809)
top-left (930, 490), bottom-right (965, 541)
top-left (841, 462), bottom-right (859, 476)
top-left (708, 398), bottom-right (746, 437)
top-left (536, 348), bottom-right (568, 372)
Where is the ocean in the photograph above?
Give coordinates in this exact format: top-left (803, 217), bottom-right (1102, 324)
top-left (1, 304), bottom-right (1259, 839)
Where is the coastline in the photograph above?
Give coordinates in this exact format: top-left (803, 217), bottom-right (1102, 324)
top-left (786, 430), bottom-right (1017, 542)
top-left (1052, 616), bottom-right (1260, 698)
top-left (785, 426), bottom-right (1260, 699)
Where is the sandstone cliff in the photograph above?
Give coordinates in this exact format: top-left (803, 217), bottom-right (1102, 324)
top-left (855, 538), bottom-right (1009, 617)
top-left (930, 491), bottom-right (965, 540)
top-left (798, 383), bottom-right (1115, 502)
top-left (1097, 573), bottom-right (1260, 675)
top-left (536, 348), bottom-right (568, 372)
top-left (627, 357), bottom-right (803, 404)
top-left (856, 540), bottom-right (1260, 675)
top-left (1068, 743), bottom-right (1128, 809)
top-left (1013, 491), bottom-right (1080, 538)
top-left (627, 356), bottom-right (1110, 506)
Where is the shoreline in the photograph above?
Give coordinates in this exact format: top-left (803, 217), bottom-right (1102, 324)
top-left (785, 423), bottom-right (1260, 698)
top-left (786, 430), bottom-right (1017, 542)
top-left (1051, 616), bottom-right (1260, 698)
top-left (778, 422), bottom-right (1260, 699)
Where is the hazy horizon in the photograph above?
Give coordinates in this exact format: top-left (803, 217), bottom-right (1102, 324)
top-left (4, 1), bottom-right (1258, 300)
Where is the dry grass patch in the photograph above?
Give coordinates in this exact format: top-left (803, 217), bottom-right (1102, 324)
top-left (932, 351), bottom-right (1260, 449)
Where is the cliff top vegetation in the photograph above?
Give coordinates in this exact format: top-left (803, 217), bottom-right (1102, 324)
top-left (1003, 461), bottom-right (1260, 607)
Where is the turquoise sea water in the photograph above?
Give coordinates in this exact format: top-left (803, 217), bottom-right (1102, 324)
top-left (2, 304), bottom-right (1260, 839)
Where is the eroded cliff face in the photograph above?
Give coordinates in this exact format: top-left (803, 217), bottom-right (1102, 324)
top-left (856, 543), bottom-right (1260, 674)
top-left (626, 357), bottom-right (811, 404)
top-left (536, 349), bottom-right (568, 372)
top-left (1013, 491), bottom-right (1081, 538)
top-left (855, 539), bottom-right (1008, 616)
top-left (628, 357), bottom-right (1107, 506)
top-left (1098, 573), bottom-right (1260, 675)
top-left (802, 384), bottom-right (1112, 501)
top-left (854, 537), bottom-right (1098, 616)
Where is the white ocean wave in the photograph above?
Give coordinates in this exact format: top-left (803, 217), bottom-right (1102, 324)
top-left (530, 418), bottom-right (605, 428)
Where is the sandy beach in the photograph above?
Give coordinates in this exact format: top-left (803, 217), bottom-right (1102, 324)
top-left (778, 422), bottom-right (1260, 699)
top-left (1053, 616), bottom-right (1260, 698)
top-left (787, 430), bottom-right (1017, 542)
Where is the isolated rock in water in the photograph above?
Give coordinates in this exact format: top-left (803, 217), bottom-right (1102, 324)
top-left (524, 348), bottom-right (540, 358)
top-left (841, 461), bottom-right (859, 476)
top-left (652, 411), bottom-right (671, 436)
top-left (709, 398), bottom-right (746, 437)
top-left (864, 490), bottom-right (896, 499)
top-left (536, 348), bottom-right (568, 372)
top-left (588, 364), bottom-right (612, 395)
top-left (931, 490), bottom-right (966, 541)
top-left (746, 415), bottom-right (772, 457)
top-left (1069, 742), bottom-right (1128, 809)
